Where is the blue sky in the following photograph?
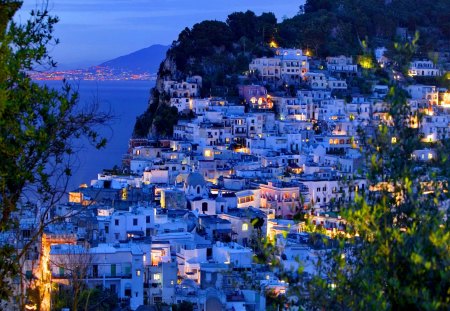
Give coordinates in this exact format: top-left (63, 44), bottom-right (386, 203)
top-left (17, 0), bottom-right (304, 69)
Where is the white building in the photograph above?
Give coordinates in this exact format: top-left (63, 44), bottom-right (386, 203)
top-left (50, 243), bottom-right (148, 310)
top-left (326, 56), bottom-right (358, 73)
top-left (249, 48), bottom-right (309, 81)
top-left (408, 60), bottom-right (441, 77)
top-left (212, 242), bottom-right (253, 268)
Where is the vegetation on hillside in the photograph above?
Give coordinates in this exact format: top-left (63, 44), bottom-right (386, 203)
top-left (304, 87), bottom-right (450, 310)
top-left (133, 0), bottom-right (450, 138)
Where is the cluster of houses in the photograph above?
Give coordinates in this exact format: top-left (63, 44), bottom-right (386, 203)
top-left (7, 48), bottom-right (450, 311)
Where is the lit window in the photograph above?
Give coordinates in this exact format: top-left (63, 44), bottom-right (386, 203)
top-left (242, 223), bottom-right (249, 231)
top-left (428, 153), bottom-right (433, 160)
top-left (136, 270), bottom-right (141, 276)
top-left (391, 137), bottom-right (397, 144)
top-left (204, 149), bottom-right (212, 157)
top-left (154, 274), bottom-right (160, 280)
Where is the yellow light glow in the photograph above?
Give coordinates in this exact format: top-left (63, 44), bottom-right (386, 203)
top-left (358, 55), bottom-right (373, 69)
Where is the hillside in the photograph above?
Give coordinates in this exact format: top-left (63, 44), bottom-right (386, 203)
top-left (133, 0), bottom-right (450, 138)
top-left (100, 44), bottom-right (169, 73)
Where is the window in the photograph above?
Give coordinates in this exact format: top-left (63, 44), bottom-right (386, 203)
top-left (202, 202), bottom-right (208, 212)
top-left (242, 223), bottom-right (249, 231)
top-left (105, 225), bottom-right (109, 234)
top-left (136, 269), bottom-right (141, 277)
top-left (317, 187), bottom-right (321, 192)
top-left (115, 219), bottom-right (119, 226)
top-left (22, 229), bottom-right (31, 239)
top-left (197, 186), bottom-right (200, 194)
top-left (93, 265), bottom-right (98, 278)
top-left (133, 219), bottom-right (138, 226)
top-left (146, 216), bottom-right (150, 224)
top-left (154, 273), bottom-right (160, 280)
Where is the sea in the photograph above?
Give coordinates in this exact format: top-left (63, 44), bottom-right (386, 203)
top-left (39, 80), bottom-right (154, 192)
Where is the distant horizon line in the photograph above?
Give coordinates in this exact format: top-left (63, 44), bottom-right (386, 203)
top-left (54, 43), bottom-right (170, 71)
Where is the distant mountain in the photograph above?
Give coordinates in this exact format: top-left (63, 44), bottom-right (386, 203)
top-left (99, 44), bottom-right (169, 74)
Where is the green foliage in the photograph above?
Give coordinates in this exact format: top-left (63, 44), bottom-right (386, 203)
top-left (307, 87), bottom-right (450, 310)
top-left (387, 31), bottom-right (420, 73)
top-left (79, 287), bottom-right (118, 311)
top-left (52, 286), bottom-right (117, 311)
top-left (153, 105), bottom-right (179, 137)
top-left (133, 88), bottom-right (160, 137)
top-left (0, 1), bottom-right (110, 303)
top-left (0, 245), bottom-right (19, 299)
top-left (169, 20), bottom-right (234, 73)
top-left (282, 0), bottom-right (450, 57)
top-left (138, 1), bottom-right (450, 136)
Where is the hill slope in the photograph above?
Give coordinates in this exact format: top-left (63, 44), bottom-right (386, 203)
top-left (133, 0), bottom-right (450, 138)
top-left (100, 44), bottom-right (169, 73)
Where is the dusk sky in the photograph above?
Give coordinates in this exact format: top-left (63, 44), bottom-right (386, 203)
top-left (18, 0), bottom-right (304, 69)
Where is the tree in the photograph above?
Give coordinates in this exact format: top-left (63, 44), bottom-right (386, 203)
top-left (226, 10), bottom-right (258, 41)
top-left (50, 244), bottom-right (93, 311)
top-left (307, 87), bottom-right (450, 310)
top-left (0, 1), bottom-right (110, 308)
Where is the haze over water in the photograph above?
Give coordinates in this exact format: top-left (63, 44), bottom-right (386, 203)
top-left (41, 80), bottom-right (154, 191)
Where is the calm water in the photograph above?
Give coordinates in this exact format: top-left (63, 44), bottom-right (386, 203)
top-left (40, 80), bottom-right (154, 190)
